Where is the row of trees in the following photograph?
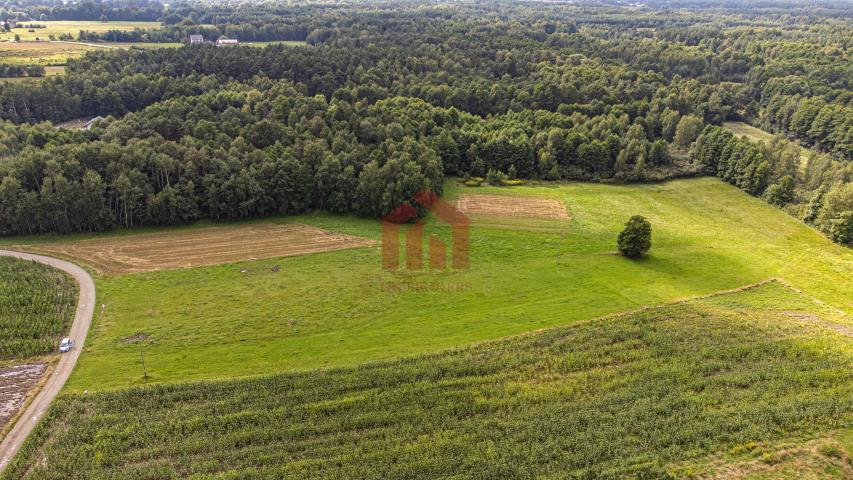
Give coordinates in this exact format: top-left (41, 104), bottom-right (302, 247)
top-left (0, 64), bottom-right (44, 78)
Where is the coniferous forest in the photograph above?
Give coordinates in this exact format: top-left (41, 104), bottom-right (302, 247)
top-left (0, 0), bottom-right (850, 244)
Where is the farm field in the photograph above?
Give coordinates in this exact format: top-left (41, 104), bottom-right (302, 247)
top-left (0, 41), bottom-right (99, 65)
top-left (0, 363), bottom-right (47, 434)
top-left (7, 177), bottom-right (851, 391)
top-left (0, 21), bottom-right (161, 42)
top-left (0, 38), bottom-right (293, 68)
top-left (3, 282), bottom-right (851, 479)
top-left (28, 223), bottom-right (375, 275)
top-left (0, 257), bottom-right (77, 360)
top-left (0, 21), bottom-right (168, 65)
top-left (0, 256), bottom-right (76, 440)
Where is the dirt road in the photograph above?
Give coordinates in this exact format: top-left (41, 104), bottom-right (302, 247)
top-left (0, 250), bottom-right (95, 473)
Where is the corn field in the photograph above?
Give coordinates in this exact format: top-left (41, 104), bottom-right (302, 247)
top-left (4, 283), bottom-right (852, 479)
top-left (0, 257), bottom-right (77, 360)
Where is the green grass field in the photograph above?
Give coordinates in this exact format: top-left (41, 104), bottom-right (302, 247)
top-left (3, 282), bottom-right (851, 479)
top-left (0, 21), bottom-right (166, 65)
top-left (0, 257), bottom-right (76, 360)
top-left (7, 177), bottom-right (850, 391)
top-left (723, 121), bottom-right (812, 164)
top-left (0, 21), bottom-right (161, 42)
top-left (0, 40), bottom-right (99, 65)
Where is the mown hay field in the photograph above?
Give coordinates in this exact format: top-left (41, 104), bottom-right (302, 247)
top-left (27, 222), bottom-right (376, 275)
top-left (0, 257), bottom-right (76, 360)
top-left (0, 41), bottom-right (99, 65)
top-left (0, 21), bottom-right (161, 42)
top-left (4, 282), bottom-right (852, 479)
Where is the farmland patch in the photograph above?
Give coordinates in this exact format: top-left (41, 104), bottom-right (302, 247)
top-left (0, 257), bottom-right (77, 360)
top-left (28, 222), bottom-right (376, 275)
top-left (0, 41), bottom-right (98, 65)
top-left (5, 283), bottom-right (852, 479)
top-left (457, 193), bottom-right (569, 220)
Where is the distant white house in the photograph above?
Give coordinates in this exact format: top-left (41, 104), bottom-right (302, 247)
top-left (216, 38), bottom-right (238, 46)
top-left (189, 34), bottom-right (204, 44)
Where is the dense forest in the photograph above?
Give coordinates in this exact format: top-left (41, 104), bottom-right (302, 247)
top-left (0, 0), bottom-right (850, 244)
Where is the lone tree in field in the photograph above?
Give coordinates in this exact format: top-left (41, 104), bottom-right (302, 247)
top-left (617, 215), bottom-right (652, 258)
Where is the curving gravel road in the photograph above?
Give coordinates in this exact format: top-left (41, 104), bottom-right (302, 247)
top-left (0, 250), bottom-right (95, 473)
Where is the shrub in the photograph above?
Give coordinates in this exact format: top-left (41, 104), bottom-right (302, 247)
top-left (764, 175), bottom-right (795, 206)
top-left (617, 215), bottom-right (652, 258)
top-left (827, 211), bottom-right (853, 245)
top-left (486, 168), bottom-right (507, 185)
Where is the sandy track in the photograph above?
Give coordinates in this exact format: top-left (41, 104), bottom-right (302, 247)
top-left (0, 251), bottom-right (95, 473)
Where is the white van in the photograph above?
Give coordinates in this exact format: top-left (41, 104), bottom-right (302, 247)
top-left (59, 337), bottom-right (74, 353)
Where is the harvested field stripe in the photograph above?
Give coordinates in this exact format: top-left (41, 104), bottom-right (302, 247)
top-left (25, 223), bottom-right (376, 275)
top-left (457, 193), bottom-right (570, 220)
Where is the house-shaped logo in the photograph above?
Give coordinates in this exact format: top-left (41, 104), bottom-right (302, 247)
top-left (381, 189), bottom-right (469, 270)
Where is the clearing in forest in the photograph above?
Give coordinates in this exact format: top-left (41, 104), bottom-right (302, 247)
top-left (29, 222), bottom-right (375, 275)
top-left (722, 121), bottom-right (812, 165)
top-left (456, 193), bottom-right (569, 220)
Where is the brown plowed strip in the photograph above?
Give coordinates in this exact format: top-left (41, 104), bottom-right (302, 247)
top-left (456, 194), bottom-right (569, 220)
top-left (29, 223), bottom-right (376, 275)
top-left (0, 364), bottom-right (47, 432)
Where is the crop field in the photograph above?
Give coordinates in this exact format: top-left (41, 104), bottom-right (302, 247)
top-left (6, 177), bottom-right (849, 392)
top-left (0, 363), bottom-right (47, 433)
top-left (27, 222), bottom-right (375, 275)
top-left (0, 257), bottom-right (77, 360)
top-left (0, 41), bottom-right (100, 65)
top-left (456, 192), bottom-right (571, 231)
top-left (4, 282), bottom-right (852, 479)
top-left (0, 21), bottom-right (161, 42)
top-left (456, 193), bottom-right (570, 219)
top-left (0, 21), bottom-right (167, 65)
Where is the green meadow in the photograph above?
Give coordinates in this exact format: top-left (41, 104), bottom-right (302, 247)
top-left (9, 177), bottom-right (844, 391)
top-left (0, 21), bottom-right (161, 42)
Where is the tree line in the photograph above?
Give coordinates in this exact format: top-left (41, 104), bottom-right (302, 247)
top-left (0, 0), bottom-right (849, 244)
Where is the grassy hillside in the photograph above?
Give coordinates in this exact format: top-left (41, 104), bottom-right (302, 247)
top-left (0, 257), bottom-right (76, 360)
top-left (4, 282), bottom-right (852, 479)
top-left (8, 177), bottom-right (848, 391)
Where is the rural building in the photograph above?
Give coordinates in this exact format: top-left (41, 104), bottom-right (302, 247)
top-left (216, 38), bottom-right (239, 46)
top-left (189, 34), bottom-right (204, 44)
top-left (82, 116), bottom-right (105, 130)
